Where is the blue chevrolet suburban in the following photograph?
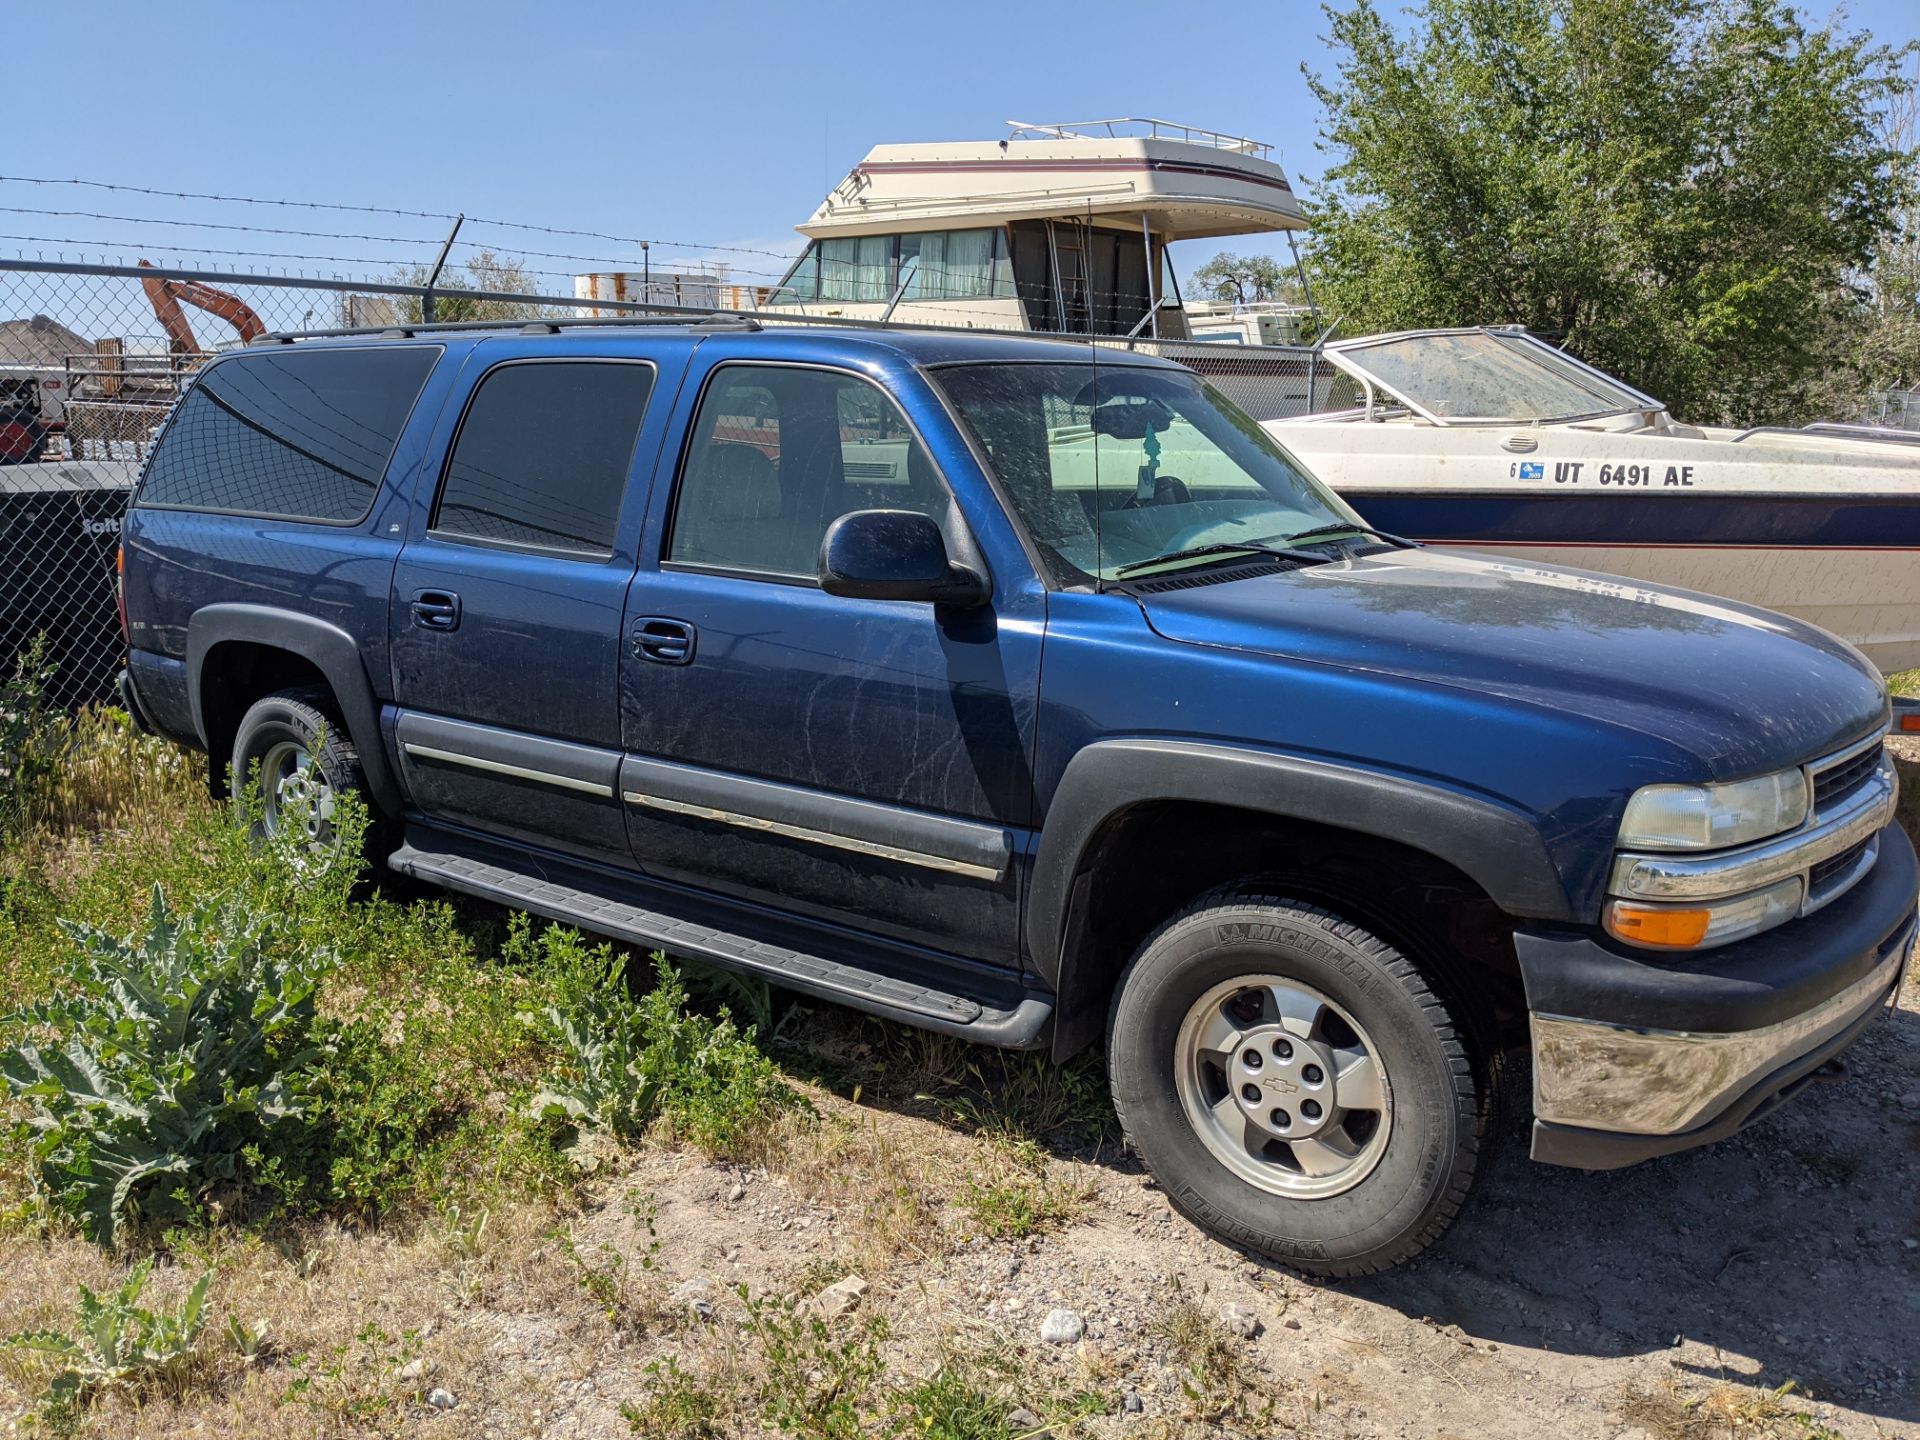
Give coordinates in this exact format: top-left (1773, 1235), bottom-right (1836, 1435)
top-left (117, 318), bottom-right (1917, 1274)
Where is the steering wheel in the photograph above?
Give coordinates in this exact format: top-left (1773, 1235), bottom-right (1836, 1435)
top-left (1119, 474), bottom-right (1190, 510)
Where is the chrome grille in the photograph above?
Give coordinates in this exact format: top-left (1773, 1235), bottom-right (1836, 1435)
top-left (1809, 840), bottom-right (1867, 889)
top-left (1808, 835), bottom-right (1879, 912)
top-left (1811, 735), bottom-right (1885, 818)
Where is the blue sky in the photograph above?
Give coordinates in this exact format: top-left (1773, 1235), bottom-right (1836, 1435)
top-left (10, 0), bottom-right (1920, 298)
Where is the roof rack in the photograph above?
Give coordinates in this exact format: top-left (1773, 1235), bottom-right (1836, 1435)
top-left (253, 312), bottom-right (761, 344)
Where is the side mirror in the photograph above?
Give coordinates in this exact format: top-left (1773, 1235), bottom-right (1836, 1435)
top-left (818, 509), bottom-right (987, 608)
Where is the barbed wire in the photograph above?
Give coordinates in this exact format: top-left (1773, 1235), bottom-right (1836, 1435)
top-left (0, 206), bottom-right (769, 273)
top-left (0, 232), bottom-right (434, 271)
top-left (0, 176), bottom-right (1216, 310)
top-left (0, 237), bottom-right (814, 292)
top-left (0, 175), bottom-right (802, 261)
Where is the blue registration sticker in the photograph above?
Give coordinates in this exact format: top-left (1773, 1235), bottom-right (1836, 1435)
top-left (1518, 461), bottom-right (1545, 480)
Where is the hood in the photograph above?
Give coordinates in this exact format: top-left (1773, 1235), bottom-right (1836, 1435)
top-left (1138, 548), bottom-right (1887, 778)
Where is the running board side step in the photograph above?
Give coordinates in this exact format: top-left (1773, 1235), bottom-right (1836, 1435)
top-left (389, 831), bottom-right (1054, 1048)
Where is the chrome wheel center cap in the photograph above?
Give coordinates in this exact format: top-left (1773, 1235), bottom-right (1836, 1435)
top-left (1226, 1027), bottom-right (1336, 1138)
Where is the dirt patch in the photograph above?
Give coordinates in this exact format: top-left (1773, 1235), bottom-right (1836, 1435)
top-left (10, 980), bottom-right (1912, 1438)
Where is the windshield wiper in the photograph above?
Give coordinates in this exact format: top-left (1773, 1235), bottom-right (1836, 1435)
top-left (1113, 541), bottom-right (1334, 579)
top-left (1283, 521), bottom-right (1418, 548)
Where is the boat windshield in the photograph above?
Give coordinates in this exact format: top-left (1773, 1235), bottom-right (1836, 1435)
top-left (1330, 329), bottom-right (1654, 424)
top-left (933, 362), bottom-right (1364, 586)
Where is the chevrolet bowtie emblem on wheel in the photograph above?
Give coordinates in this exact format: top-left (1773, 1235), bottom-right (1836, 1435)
top-left (1262, 1076), bottom-right (1300, 1095)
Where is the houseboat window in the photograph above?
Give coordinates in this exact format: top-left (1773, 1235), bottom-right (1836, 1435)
top-left (899, 229), bottom-right (1012, 301)
top-left (767, 229), bottom-right (1015, 305)
top-left (820, 236), bottom-right (894, 303)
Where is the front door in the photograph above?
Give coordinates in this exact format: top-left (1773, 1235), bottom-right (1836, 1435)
top-left (389, 348), bottom-right (678, 864)
top-left (619, 356), bottom-right (1045, 965)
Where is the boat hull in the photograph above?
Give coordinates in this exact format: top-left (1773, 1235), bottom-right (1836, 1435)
top-left (1343, 489), bottom-right (1920, 673)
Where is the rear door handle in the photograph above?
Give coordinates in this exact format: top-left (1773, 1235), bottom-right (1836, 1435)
top-left (410, 589), bottom-right (461, 631)
top-left (632, 616), bottom-right (695, 665)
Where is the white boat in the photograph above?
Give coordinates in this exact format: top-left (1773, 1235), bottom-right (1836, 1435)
top-left (1264, 328), bottom-right (1920, 673)
top-left (763, 117), bottom-right (1303, 339)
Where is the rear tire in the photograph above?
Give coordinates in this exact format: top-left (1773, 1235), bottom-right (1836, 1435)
top-left (230, 687), bottom-right (389, 865)
top-left (1107, 888), bottom-right (1491, 1276)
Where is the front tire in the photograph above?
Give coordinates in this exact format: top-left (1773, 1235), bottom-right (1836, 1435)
top-left (1108, 889), bottom-right (1490, 1276)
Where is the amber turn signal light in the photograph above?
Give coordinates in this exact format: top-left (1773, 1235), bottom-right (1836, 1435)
top-left (1603, 901), bottom-right (1712, 949)
top-left (1900, 712), bottom-right (1920, 733)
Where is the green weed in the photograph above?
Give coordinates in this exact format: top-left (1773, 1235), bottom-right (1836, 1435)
top-left (555, 1193), bottom-right (663, 1331)
top-left (898, 1367), bottom-right (1018, 1439)
top-left (743, 1286), bottom-right (890, 1440)
top-left (623, 1353), bottom-right (727, 1437)
top-left (0, 885), bottom-right (337, 1244)
top-left (6, 1256), bottom-right (211, 1414)
top-left (957, 1137), bottom-right (1085, 1239)
top-left (0, 638), bottom-right (69, 840)
top-left (526, 933), bottom-right (804, 1157)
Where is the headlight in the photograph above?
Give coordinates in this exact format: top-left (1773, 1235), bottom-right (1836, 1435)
top-left (1604, 875), bottom-right (1805, 950)
top-left (1617, 768), bottom-right (1809, 851)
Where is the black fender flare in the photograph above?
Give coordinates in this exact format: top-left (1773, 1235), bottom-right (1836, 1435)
top-left (185, 603), bottom-right (401, 813)
top-left (1026, 738), bottom-right (1574, 989)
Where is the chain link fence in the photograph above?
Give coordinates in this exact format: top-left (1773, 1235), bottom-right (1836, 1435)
top-left (0, 258), bottom-right (680, 709)
top-left (1, 256), bottom-right (1328, 710)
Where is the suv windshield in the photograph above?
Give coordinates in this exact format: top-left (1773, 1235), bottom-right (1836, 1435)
top-left (934, 362), bottom-right (1362, 585)
top-left (1331, 330), bottom-right (1651, 423)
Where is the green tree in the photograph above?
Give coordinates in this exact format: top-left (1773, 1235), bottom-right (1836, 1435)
top-left (1303, 0), bottom-right (1913, 423)
top-left (390, 250), bottom-right (563, 325)
top-left (1848, 53), bottom-right (1920, 419)
top-left (1190, 251), bottom-right (1304, 305)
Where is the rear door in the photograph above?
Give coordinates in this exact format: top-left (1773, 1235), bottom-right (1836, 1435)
top-left (388, 340), bottom-right (693, 864)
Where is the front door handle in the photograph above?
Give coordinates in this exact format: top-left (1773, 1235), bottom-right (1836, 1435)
top-left (632, 616), bottom-right (696, 665)
top-left (410, 589), bottom-right (462, 631)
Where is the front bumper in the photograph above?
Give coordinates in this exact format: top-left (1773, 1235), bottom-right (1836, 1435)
top-left (1519, 820), bottom-right (1917, 1169)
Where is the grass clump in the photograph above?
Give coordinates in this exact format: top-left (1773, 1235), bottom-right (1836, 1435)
top-left (956, 1135), bottom-right (1087, 1240)
top-left (525, 929), bottom-right (804, 1158)
top-left (897, 1367), bottom-right (1020, 1439)
top-left (1620, 1378), bottom-right (1846, 1439)
top-left (0, 645), bottom-right (200, 849)
top-left (1149, 1279), bottom-right (1271, 1429)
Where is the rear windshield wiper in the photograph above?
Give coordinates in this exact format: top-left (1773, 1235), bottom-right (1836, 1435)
top-left (1283, 521), bottom-right (1417, 548)
top-left (1113, 541), bottom-right (1335, 579)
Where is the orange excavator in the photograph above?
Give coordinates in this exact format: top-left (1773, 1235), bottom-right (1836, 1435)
top-left (138, 258), bottom-right (266, 355)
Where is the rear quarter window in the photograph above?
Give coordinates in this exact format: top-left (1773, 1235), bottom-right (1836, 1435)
top-left (137, 346), bottom-right (439, 523)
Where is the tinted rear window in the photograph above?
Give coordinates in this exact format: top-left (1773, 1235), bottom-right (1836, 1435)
top-left (433, 361), bottom-right (654, 555)
top-left (139, 346), bottom-right (438, 522)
